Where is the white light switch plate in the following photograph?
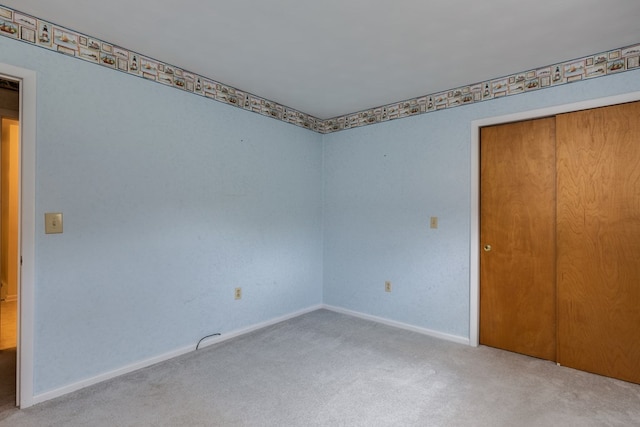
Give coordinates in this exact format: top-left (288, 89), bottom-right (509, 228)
top-left (45, 212), bottom-right (63, 234)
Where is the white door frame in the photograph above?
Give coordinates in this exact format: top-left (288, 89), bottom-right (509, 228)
top-left (0, 63), bottom-right (36, 408)
top-left (469, 90), bottom-right (640, 347)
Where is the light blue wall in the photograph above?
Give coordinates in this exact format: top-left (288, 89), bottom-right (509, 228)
top-left (4, 32), bottom-right (640, 398)
top-left (322, 68), bottom-right (640, 338)
top-left (1, 36), bottom-right (323, 394)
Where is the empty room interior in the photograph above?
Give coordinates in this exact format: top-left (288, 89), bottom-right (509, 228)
top-left (0, 1), bottom-right (639, 425)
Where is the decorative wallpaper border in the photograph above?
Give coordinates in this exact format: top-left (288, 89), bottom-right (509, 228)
top-left (326, 44), bottom-right (640, 132)
top-left (0, 5), bottom-right (322, 132)
top-left (1, 4), bottom-right (639, 134)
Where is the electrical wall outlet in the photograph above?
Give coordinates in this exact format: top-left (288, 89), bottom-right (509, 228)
top-left (234, 287), bottom-right (242, 300)
top-left (385, 281), bottom-right (392, 292)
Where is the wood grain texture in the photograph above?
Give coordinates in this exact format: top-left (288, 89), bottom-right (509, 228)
top-left (556, 101), bottom-right (640, 384)
top-left (480, 117), bottom-right (557, 361)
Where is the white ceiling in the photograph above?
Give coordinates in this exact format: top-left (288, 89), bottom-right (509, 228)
top-left (4, 0), bottom-right (640, 119)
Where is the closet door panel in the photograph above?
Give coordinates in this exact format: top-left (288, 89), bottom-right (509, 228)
top-left (480, 117), bottom-right (557, 361)
top-left (556, 101), bottom-right (640, 384)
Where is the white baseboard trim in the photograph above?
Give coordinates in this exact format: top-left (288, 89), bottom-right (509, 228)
top-left (31, 344), bottom-right (194, 406)
top-left (30, 304), bottom-right (466, 405)
top-left (322, 304), bottom-right (470, 346)
top-left (195, 304), bottom-right (323, 350)
top-left (31, 304), bottom-right (323, 406)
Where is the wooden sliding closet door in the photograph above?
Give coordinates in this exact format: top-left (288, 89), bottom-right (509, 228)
top-left (480, 117), bottom-right (557, 361)
top-left (556, 101), bottom-right (640, 384)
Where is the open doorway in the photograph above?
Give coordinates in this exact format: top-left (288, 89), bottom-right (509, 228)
top-left (0, 77), bottom-right (19, 411)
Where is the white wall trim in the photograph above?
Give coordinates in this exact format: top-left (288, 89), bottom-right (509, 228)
top-left (31, 304), bottom-right (323, 405)
top-left (195, 304), bottom-right (323, 350)
top-left (0, 63), bottom-right (36, 409)
top-left (323, 304), bottom-right (470, 345)
top-left (469, 91), bottom-right (640, 347)
top-left (31, 343), bottom-right (196, 406)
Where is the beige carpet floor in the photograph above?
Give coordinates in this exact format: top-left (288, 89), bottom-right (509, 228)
top-left (0, 349), bottom-right (15, 414)
top-left (0, 299), bottom-right (17, 413)
top-left (1, 309), bottom-right (639, 426)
